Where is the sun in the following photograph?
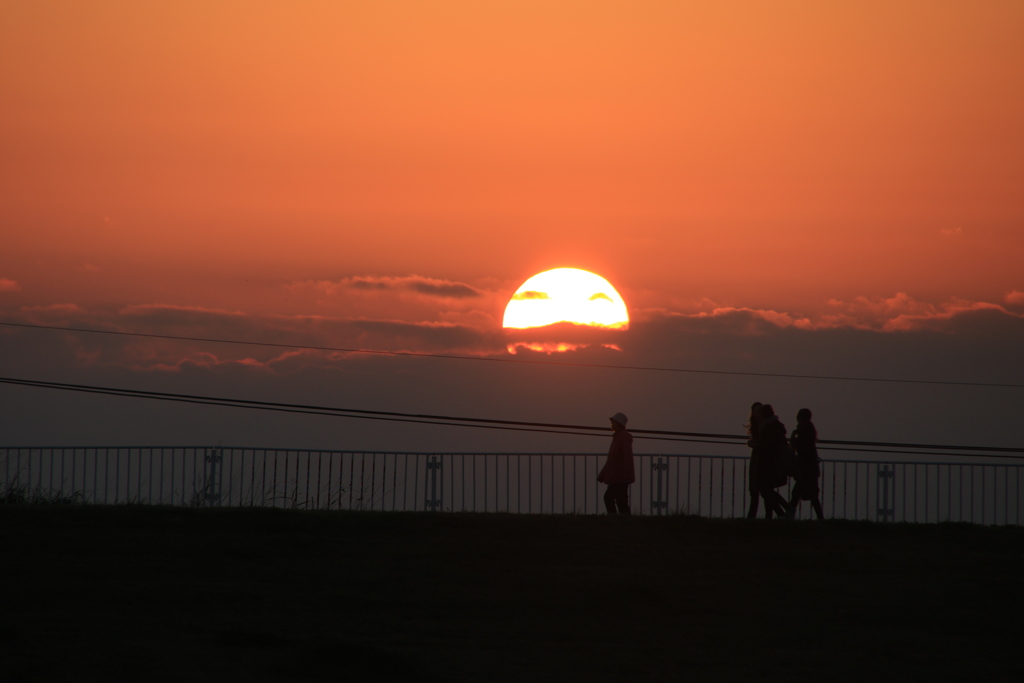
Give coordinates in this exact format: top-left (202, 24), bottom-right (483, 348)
top-left (502, 268), bottom-right (629, 330)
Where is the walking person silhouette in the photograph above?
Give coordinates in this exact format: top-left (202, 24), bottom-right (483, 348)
top-left (754, 404), bottom-right (790, 519)
top-left (745, 402), bottom-right (764, 519)
top-left (786, 408), bottom-right (824, 519)
top-left (598, 412), bottom-right (635, 514)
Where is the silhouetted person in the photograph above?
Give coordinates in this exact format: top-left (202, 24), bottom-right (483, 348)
top-left (754, 404), bottom-right (789, 519)
top-left (745, 402), bottom-right (764, 519)
top-left (786, 408), bottom-right (824, 520)
top-left (598, 412), bottom-right (634, 514)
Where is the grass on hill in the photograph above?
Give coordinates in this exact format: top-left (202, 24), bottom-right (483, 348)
top-left (2, 506), bottom-right (1023, 682)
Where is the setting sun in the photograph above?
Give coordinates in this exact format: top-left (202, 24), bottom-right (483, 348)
top-left (502, 268), bottom-right (629, 330)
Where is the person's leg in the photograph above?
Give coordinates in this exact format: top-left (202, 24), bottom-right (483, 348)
top-left (615, 484), bottom-right (631, 515)
top-left (747, 460), bottom-right (759, 519)
top-left (747, 490), bottom-right (760, 519)
top-left (786, 493), bottom-right (799, 519)
top-left (760, 490), bottom-right (774, 519)
top-left (769, 490), bottom-right (789, 517)
top-left (811, 496), bottom-right (824, 520)
top-left (603, 485), bottom-right (617, 514)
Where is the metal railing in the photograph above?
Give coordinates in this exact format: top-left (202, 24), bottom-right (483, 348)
top-left (2, 447), bottom-right (1021, 525)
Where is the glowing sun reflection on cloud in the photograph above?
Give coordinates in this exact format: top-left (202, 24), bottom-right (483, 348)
top-left (502, 268), bottom-right (628, 354)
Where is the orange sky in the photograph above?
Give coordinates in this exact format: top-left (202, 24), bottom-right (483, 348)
top-left (3, 3), bottom-right (1024, 454)
top-left (2, 1), bottom-right (1023, 318)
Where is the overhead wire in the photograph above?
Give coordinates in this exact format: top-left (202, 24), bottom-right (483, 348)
top-left (2, 320), bottom-right (1022, 388)
top-left (2, 376), bottom-right (1021, 459)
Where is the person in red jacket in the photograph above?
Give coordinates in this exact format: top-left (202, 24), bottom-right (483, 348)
top-left (598, 412), bottom-right (635, 514)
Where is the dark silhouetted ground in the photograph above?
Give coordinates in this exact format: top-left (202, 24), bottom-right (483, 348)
top-left (2, 507), bottom-right (1022, 682)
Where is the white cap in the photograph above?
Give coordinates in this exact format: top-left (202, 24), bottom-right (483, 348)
top-left (610, 412), bottom-right (628, 427)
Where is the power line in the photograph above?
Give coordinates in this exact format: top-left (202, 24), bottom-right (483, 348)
top-left (0, 377), bottom-right (603, 440)
top-left (2, 375), bottom-right (1021, 459)
top-left (2, 320), bottom-right (1021, 388)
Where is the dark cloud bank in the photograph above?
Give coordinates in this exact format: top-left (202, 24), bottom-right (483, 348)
top-left (294, 275), bottom-right (482, 299)
top-left (2, 299), bottom-right (1022, 456)
top-left (4, 299), bottom-right (1019, 454)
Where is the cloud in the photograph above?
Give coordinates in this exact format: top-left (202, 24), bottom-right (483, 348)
top-left (940, 226), bottom-right (963, 237)
top-left (4, 290), bottom-right (1024, 454)
top-left (1006, 290), bottom-right (1024, 305)
top-left (120, 303), bottom-right (244, 315)
top-left (0, 278), bottom-right (21, 292)
top-left (118, 303), bottom-right (247, 322)
top-left (346, 278), bottom-right (388, 291)
top-left (511, 291), bottom-right (549, 300)
top-left (404, 279), bottom-right (481, 298)
top-left (125, 349), bottom-right (309, 374)
top-left (21, 303), bottom-right (84, 313)
top-left (635, 293), bottom-right (1021, 334)
top-left (623, 304), bottom-right (1024, 383)
top-left (17, 303), bottom-right (86, 324)
top-left (115, 306), bottom-right (432, 355)
top-left (1, 300), bottom-right (507, 375)
top-left (5, 289), bottom-right (1021, 385)
top-left (818, 293), bottom-right (1016, 332)
top-left (684, 307), bottom-right (813, 330)
top-left (284, 275), bottom-right (504, 332)
top-left (293, 275), bottom-right (482, 299)
top-left (589, 293), bottom-right (613, 302)
top-left (113, 304), bottom-right (254, 341)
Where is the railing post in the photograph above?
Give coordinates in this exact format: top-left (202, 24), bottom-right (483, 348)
top-left (204, 448), bottom-right (222, 507)
top-left (426, 455), bottom-right (442, 511)
top-left (650, 457), bottom-right (668, 515)
top-left (877, 463), bottom-right (894, 522)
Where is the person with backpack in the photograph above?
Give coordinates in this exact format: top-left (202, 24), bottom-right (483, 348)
top-left (786, 408), bottom-right (824, 520)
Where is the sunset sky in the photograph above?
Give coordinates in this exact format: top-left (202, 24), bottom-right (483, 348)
top-left (2, 1), bottom-right (1022, 452)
